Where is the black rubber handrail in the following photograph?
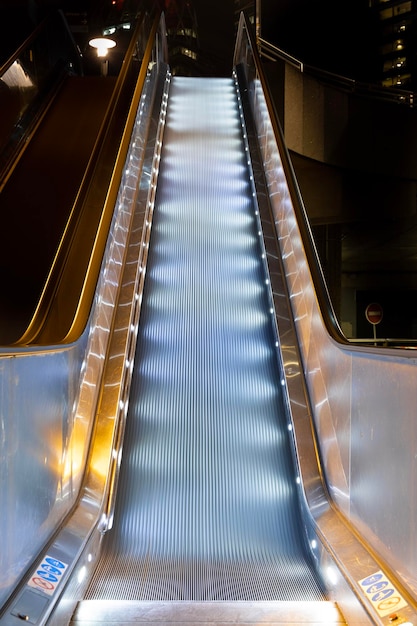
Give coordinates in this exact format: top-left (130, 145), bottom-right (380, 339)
top-left (258, 36), bottom-right (415, 107)
top-left (238, 15), bottom-right (417, 350)
top-left (0, 10), bottom-right (82, 77)
top-left (0, 10), bottom-right (83, 190)
top-left (235, 13), bottom-right (348, 346)
top-left (254, 30), bottom-right (417, 349)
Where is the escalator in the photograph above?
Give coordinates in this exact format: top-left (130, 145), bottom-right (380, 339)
top-left (75, 75), bottom-right (326, 609)
top-left (2, 12), bottom-right (417, 626)
top-left (0, 75), bottom-right (115, 342)
top-left (0, 8), bottom-right (144, 345)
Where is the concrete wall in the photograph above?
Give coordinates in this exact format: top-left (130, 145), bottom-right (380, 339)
top-left (263, 59), bottom-right (417, 336)
top-left (282, 64), bottom-right (417, 222)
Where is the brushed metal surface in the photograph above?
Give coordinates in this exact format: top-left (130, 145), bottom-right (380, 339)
top-left (0, 23), bottom-right (169, 624)
top-left (6, 15), bottom-right (417, 626)
top-left (84, 76), bottom-right (325, 603)
top-left (71, 599), bottom-right (346, 624)
top-left (234, 13), bottom-right (417, 621)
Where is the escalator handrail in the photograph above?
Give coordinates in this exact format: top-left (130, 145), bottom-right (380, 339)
top-left (15, 8), bottom-right (164, 346)
top-left (0, 10), bottom-right (83, 191)
top-left (242, 20), bottom-right (417, 351)
top-left (234, 12), bottom-right (348, 347)
top-left (0, 13), bottom-right (60, 78)
top-left (257, 36), bottom-right (414, 107)
top-left (234, 17), bottom-right (417, 623)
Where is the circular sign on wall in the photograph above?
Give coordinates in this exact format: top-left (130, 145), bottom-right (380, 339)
top-left (365, 302), bottom-right (383, 325)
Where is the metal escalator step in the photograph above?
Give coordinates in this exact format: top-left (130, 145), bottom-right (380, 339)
top-left (84, 76), bottom-right (325, 602)
top-left (71, 600), bottom-right (346, 624)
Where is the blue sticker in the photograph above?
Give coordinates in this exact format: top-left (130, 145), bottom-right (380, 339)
top-left (361, 573), bottom-right (383, 587)
top-left (358, 570), bottom-right (408, 617)
top-left (36, 570), bottom-right (58, 583)
top-left (45, 557), bottom-right (66, 569)
top-left (40, 564), bottom-right (61, 576)
top-left (367, 580), bottom-right (388, 594)
top-left (372, 588), bottom-right (394, 603)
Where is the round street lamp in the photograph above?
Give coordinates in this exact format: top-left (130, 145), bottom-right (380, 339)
top-left (88, 37), bottom-right (117, 75)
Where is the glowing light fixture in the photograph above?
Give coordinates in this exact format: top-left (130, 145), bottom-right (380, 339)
top-left (89, 37), bottom-right (116, 58)
top-left (89, 37), bottom-right (116, 76)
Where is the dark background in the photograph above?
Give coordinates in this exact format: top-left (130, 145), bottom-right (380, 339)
top-left (2, 0), bottom-right (416, 341)
top-left (0, 0), bottom-right (235, 73)
top-left (0, 0), bottom-right (379, 81)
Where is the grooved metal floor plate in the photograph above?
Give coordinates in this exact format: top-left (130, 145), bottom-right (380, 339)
top-left (72, 600), bottom-right (345, 624)
top-left (84, 77), bottom-right (326, 602)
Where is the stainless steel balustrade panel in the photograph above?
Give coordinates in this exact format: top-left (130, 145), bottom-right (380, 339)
top-left (85, 76), bottom-right (325, 602)
top-left (0, 60), bottom-right (160, 619)
top-left (0, 342), bottom-right (86, 608)
top-left (250, 72), bottom-right (417, 599)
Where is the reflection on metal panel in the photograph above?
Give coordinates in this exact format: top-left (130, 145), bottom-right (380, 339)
top-left (0, 54), bottom-right (162, 619)
top-left (237, 11), bottom-right (417, 610)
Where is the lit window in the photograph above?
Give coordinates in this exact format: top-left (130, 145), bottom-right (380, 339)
top-left (396, 2), bottom-right (412, 14)
top-left (167, 27), bottom-right (197, 38)
top-left (170, 46), bottom-right (197, 60)
top-left (381, 41), bottom-right (403, 55)
top-left (383, 56), bottom-right (406, 71)
top-left (379, 2), bottom-right (411, 19)
top-left (381, 72), bottom-right (410, 87)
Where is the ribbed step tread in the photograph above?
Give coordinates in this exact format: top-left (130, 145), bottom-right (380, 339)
top-left (84, 76), bottom-right (325, 602)
top-left (71, 600), bottom-right (346, 624)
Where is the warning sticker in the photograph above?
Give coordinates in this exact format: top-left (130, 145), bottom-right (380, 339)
top-left (28, 555), bottom-right (68, 597)
top-left (359, 570), bottom-right (408, 617)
